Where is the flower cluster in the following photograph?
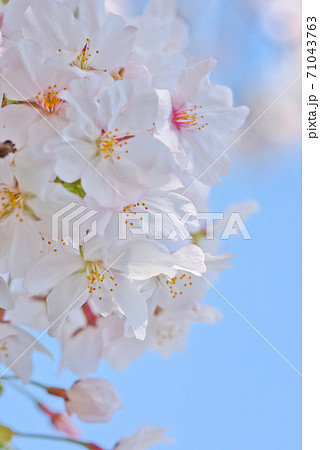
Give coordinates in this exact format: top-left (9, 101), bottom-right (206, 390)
top-left (0, 0), bottom-right (250, 448)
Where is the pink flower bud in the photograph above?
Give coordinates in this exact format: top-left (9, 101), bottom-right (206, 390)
top-left (65, 379), bottom-right (123, 423)
top-left (38, 403), bottom-right (80, 438)
top-left (51, 413), bottom-right (80, 438)
top-left (85, 444), bottom-right (105, 450)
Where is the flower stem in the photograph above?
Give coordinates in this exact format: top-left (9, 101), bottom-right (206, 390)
top-left (14, 432), bottom-right (89, 447)
top-left (4, 380), bottom-right (39, 403)
top-left (28, 379), bottom-right (51, 390)
top-left (1, 375), bottom-right (49, 390)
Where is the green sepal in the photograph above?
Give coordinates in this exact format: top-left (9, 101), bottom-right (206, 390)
top-left (55, 177), bottom-right (86, 199)
top-left (0, 425), bottom-right (13, 446)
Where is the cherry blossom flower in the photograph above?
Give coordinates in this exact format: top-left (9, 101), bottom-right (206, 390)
top-left (114, 424), bottom-right (173, 449)
top-left (0, 39), bottom-right (77, 116)
top-left (103, 187), bottom-right (199, 242)
top-left (52, 78), bottom-right (174, 208)
top-left (24, 238), bottom-right (147, 339)
top-left (102, 292), bottom-right (221, 370)
top-left (129, 0), bottom-right (188, 56)
top-left (0, 156), bottom-right (82, 278)
top-left (156, 59), bottom-right (249, 184)
top-left (25, 237), bottom-right (206, 340)
top-left (23, 0), bottom-right (136, 75)
top-left (128, 0), bottom-right (188, 91)
top-left (6, 292), bottom-right (49, 330)
top-left (0, 322), bottom-right (50, 383)
top-left (0, 157), bottom-right (43, 278)
top-left (59, 313), bottom-right (104, 376)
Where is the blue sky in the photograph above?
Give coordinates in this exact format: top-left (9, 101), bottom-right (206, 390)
top-left (0, 1), bottom-right (301, 449)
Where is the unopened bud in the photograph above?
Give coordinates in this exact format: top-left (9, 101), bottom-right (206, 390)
top-left (51, 413), bottom-right (80, 438)
top-left (85, 444), bottom-right (105, 450)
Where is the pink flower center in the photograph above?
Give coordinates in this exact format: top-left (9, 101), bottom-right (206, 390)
top-left (171, 105), bottom-right (208, 131)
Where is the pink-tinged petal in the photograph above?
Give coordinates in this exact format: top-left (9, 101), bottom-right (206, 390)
top-left (14, 139), bottom-right (55, 198)
top-left (0, 105), bottom-right (39, 148)
top-left (77, 0), bottom-right (108, 31)
top-left (1, 0), bottom-right (32, 39)
top-left (6, 293), bottom-right (49, 330)
top-left (204, 253), bottom-right (235, 273)
top-left (8, 218), bottom-right (43, 279)
top-left (0, 323), bottom-right (51, 384)
top-left (47, 273), bottom-right (89, 337)
top-left (92, 283), bottom-right (116, 318)
top-left (0, 277), bottom-right (14, 310)
top-left (115, 87), bottom-right (158, 134)
top-left (213, 200), bottom-right (259, 235)
top-left (54, 139), bottom-right (97, 183)
top-left (0, 159), bottom-right (14, 190)
top-left (119, 240), bottom-right (176, 280)
top-left (81, 155), bottom-right (147, 209)
top-left (155, 88), bottom-right (172, 133)
top-left (105, 274), bottom-right (148, 340)
top-left (60, 326), bottom-right (103, 377)
top-left (206, 84), bottom-right (234, 107)
top-left (103, 325), bottom-right (149, 371)
top-left (205, 105), bottom-right (250, 136)
top-left (90, 14), bottom-right (136, 70)
top-left (192, 304), bottom-right (222, 323)
top-left (0, 220), bottom-right (14, 275)
top-left (115, 424), bottom-right (173, 449)
top-left (172, 244), bottom-right (206, 275)
top-left (146, 0), bottom-right (177, 19)
top-left (115, 135), bottom-right (174, 188)
top-left (111, 61), bottom-right (152, 90)
top-left (97, 80), bottom-right (133, 130)
top-left (0, 322), bottom-right (16, 340)
top-left (24, 250), bottom-right (85, 295)
top-left (36, 56), bottom-right (78, 95)
top-left (0, 40), bottom-right (42, 100)
top-left (181, 130), bottom-right (232, 185)
top-left (61, 77), bottom-right (102, 132)
top-left (173, 59), bottom-right (216, 105)
top-left (23, 0), bottom-right (84, 60)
